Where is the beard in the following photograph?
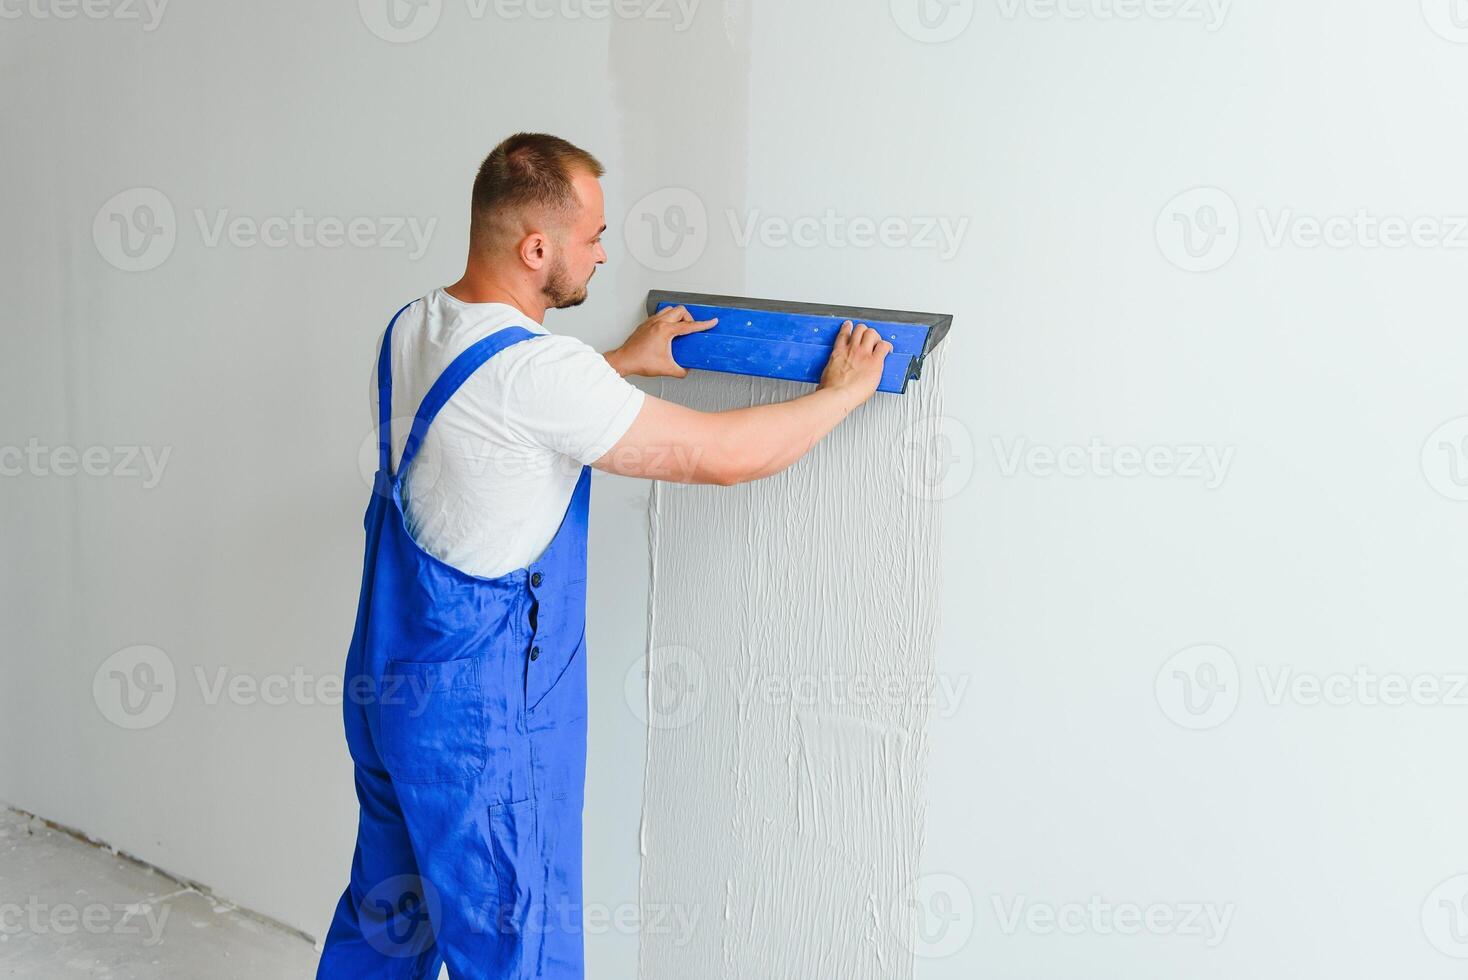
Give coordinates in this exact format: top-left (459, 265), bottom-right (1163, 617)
top-left (543, 255), bottom-right (591, 310)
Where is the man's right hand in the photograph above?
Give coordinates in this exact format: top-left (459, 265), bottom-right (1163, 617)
top-left (818, 321), bottom-right (894, 408)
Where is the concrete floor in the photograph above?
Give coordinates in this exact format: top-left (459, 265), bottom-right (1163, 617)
top-left (0, 808), bottom-right (319, 979)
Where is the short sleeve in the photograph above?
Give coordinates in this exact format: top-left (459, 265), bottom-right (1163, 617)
top-left (499, 335), bottom-right (646, 464)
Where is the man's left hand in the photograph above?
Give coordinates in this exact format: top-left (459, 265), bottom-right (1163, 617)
top-left (603, 305), bottom-right (718, 379)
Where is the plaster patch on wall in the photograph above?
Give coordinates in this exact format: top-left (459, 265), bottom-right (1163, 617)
top-left (638, 360), bottom-right (944, 979)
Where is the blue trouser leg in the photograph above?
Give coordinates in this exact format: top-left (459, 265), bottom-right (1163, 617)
top-left (317, 765), bottom-right (445, 979)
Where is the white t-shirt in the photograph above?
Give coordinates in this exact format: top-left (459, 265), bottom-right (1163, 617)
top-left (380, 289), bottom-right (645, 578)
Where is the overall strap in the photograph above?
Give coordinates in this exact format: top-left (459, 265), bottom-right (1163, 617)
top-left (376, 301), bottom-right (416, 475)
top-left (396, 326), bottom-right (540, 478)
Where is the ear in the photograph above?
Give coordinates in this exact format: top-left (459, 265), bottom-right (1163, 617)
top-left (519, 231), bottom-right (548, 271)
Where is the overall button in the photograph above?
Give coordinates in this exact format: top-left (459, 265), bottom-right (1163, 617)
top-left (530, 646), bottom-right (541, 661)
top-left (530, 572), bottom-right (543, 587)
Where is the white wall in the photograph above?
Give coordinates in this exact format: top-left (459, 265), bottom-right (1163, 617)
top-left (0, 5), bottom-right (675, 974)
top-left (727, 2), bottom-right (1468, 977)
top-left (5, 1), bottom-right (1468, 977)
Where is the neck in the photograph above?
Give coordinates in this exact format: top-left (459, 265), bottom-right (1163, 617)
top-left (444, 261), bottom-right (547, 324)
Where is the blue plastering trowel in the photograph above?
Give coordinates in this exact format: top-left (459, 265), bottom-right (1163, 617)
top-left (646, 290), bottom-right (952, 395)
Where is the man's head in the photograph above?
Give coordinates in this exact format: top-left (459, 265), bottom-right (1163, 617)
top-left (469, 133), bottom-right (606, 310)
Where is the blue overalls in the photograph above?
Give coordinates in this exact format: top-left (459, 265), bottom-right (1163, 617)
top-left (318, 302), bottom-right (590, 979)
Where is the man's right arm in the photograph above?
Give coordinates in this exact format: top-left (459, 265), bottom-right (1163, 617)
top-left (592, 320), bottom-right (893, 486)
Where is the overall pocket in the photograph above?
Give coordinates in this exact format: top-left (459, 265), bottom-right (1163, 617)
top-left (486, 799), bottom-right (542, 951)
top-left (379, 656), bottom-right (488, 784)
top-left (526, 627), bottom-right (587, 715)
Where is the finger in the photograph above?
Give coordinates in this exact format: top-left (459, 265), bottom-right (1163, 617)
top-left (653, 305), bottom-right (687, 323)
top-left (673, 316), bottom-right (718, 336)
top-left (854, 324), bottom-right (875, 351)
top-left (835, 321), bottom-right (854, 350)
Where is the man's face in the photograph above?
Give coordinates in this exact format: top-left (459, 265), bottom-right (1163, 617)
top-left (543, 170), bottom-right (607, 310)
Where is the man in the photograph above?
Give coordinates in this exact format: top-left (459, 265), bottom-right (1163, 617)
top-left (317, 133), bottom-right (891, 979)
